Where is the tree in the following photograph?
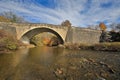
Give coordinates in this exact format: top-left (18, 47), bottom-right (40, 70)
top-left (114, 23), bottom-right (120, 32)
top-left (87, 25), bottom-right (100, 30)
top-left (99, 22), bottom-right (108, 42)
top-left (109, 23), bottom-right (117, 31)
top-left (0, 11), bottom-right (25, 23)
top-left (99, 22), bottom-right (107, 31)
top-left (0, 16), bottom-right (11, 22)
top-left (109, 23), bottom-right (120, 32)
top-left (61, 20), bottom-right (71, 27)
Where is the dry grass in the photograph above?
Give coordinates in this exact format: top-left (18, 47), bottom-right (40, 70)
top-left (64, 43), bottom-right (90, 50)
top-left (94, 42), bottom-right (120, 51)
top-left (64, 43), bottom-right (80, 49)
top-left (63, 42), bottom-right (120, 52)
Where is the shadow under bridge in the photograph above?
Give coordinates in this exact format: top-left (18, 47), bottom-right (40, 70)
top-left (20, 28), bottom-right (64, 46)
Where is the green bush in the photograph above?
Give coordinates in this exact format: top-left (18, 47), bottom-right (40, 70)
top-left (6, 40), bottom-right (17, 50)
top-left (0, 37), bottom-right (18, 50)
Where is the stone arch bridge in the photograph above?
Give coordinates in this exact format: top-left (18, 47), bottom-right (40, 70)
top-left (0, 22), bottom-right (101, 45)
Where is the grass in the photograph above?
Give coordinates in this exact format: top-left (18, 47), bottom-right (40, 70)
top-left (63, 42), bottom-right (120, 52)
top-left (94, 42), bottom-right (120, 51)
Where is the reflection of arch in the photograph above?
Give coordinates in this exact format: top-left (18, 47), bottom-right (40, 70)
top-left (20, 28), bottom-right (64, 44)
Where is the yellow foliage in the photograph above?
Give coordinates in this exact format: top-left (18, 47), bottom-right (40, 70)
top-left (99, 22), bottom-right (107, 31)
top-left (43, 38), bottom-right (51, 45)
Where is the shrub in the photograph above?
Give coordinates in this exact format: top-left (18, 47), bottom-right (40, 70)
top-left (0, 30), bottom-right (18, 51)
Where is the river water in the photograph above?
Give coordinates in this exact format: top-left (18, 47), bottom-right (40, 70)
top-left (0, 46), bottom-right (120, 80)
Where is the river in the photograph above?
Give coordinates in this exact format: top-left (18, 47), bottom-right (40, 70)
top-left (0, 46), bottom-right (120, 80)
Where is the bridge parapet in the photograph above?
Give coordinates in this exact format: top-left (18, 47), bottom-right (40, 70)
top-left (0, 22), bottom-right (68, 29)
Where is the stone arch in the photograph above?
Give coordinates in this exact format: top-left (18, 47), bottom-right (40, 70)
top-left (20, 27), bottom-right (64, 45)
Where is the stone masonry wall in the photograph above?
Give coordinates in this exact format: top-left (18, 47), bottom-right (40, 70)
top-left (0, 22), bottom-right (101, 45)
top-left (66, 27), bottom-right (101, 45)
top-left (0, 22), bottom-right (17, 37)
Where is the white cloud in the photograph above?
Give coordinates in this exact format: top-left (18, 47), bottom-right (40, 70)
top-left (0, 0), bottom-right (120, 27)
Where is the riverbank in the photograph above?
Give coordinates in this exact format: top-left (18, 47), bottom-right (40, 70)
top-left (60, 42), bottom-right (120, 52)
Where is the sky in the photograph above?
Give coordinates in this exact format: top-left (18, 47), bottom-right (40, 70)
top-left (0, 0), bottom-right (120, 27)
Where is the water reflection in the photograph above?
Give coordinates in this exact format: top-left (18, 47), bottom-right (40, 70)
top-left (0, 46), bottom-right (64, 80)
top-left (0, 47), bottom-right (120, 80)
top-left (25, 47), bottom-right (64, 66)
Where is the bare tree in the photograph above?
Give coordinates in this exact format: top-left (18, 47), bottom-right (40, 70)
top-left (110, 23), bottom-right (120, 32)
top-left (87, 25), bottom-right (100, 30)
top-left (115, 24), bottom-right (120, 31)
top-left (0, 11), bottom-right (26, 23)
top-left (61, 20), bottom-right (71, 27)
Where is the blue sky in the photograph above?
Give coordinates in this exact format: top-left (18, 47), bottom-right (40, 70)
top-left (0, 0), bottom-right (120, 27)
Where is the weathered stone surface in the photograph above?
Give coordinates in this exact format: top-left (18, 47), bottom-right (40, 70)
top-left (66, 27), bottom-right (101, 45)
top-left (0, 22), bottom-right (101, 45)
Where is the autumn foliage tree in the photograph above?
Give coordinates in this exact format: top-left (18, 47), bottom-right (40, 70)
top-left (99, 22), bottom-right (112, 42)
top-left (61, 20), bottom-right (71, 27)
top-left (42, 38), bottom-right (51, 46)
top-left (99, 22), bottom-right (107, 31)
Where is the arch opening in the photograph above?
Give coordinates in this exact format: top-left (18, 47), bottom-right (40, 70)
top-left (20, 28), bottom-right (64, 46)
